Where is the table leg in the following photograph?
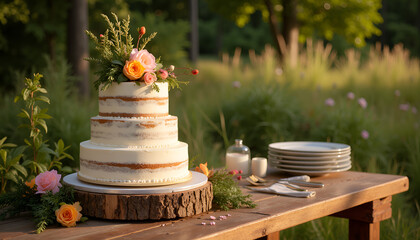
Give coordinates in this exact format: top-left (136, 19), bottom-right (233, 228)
top-left (330, 196), bottom-right (392, 240)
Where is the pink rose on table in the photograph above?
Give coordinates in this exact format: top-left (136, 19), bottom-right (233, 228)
top-left (130, 49), bottom-right (156, 73)
top-left (143, 72), bottom-right (157, 85)
top-left (159, 69), bottom-right (168, 80)
top-left (35, 170), bottom-right (62, 194)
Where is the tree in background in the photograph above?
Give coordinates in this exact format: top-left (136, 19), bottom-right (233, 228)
top-left (206, 0), bottom-right (383, 66)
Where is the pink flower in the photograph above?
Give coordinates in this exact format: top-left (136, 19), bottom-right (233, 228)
top-left (159, 69), bottom-right (168, 80)
top-left (210, 216), bottom-right (216, 220)
top-left (201, 222), bottom-right (206, 225)
top-left (35, 170), bottom-right (62, 194)
top-left (358, 98), bottom-right (368, 109)
top-left (361, 130), bottom-right (369, 139)
top-left (399, 103), bottom-right (410, 111)
top-left (210, 221), bottom-right (216, 226)
top-left (412, 107), bottom-right (417, 114)
top-left (130, 49), bottom-right (156, 73)
top-left (325, 98), bottom-right (335, 107)
top-left (232, 81), bottom-right (241, 88)
top-left (143, 72), bottom-right (157, 85)
top-left (347, 92), bottom-right (355, 100)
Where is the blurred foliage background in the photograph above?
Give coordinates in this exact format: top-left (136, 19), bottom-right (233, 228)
top-left (0, 0), bottom-right (419, 238)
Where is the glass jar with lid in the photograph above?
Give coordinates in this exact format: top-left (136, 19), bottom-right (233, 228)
top-left (225, 139), bottom-right (251, 175)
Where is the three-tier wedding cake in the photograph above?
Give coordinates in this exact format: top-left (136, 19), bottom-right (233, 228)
top-left (78, 82), bottom-right (190, 186)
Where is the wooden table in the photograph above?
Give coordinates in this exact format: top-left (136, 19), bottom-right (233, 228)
top-left (0, 171), bottom-right (409, 240)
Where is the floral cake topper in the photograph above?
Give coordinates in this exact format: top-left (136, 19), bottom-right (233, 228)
top-left (86, 13), bottom-right (198, 91)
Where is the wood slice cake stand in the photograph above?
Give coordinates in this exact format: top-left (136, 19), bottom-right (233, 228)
top-left (63, 171), bottom-right (213, 220)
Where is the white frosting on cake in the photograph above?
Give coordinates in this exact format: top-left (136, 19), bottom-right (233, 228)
top-left (79, 82), bottom-right (190, 186)
top-left (90, 115), bottom-right (178, 147)
top-left (79, 141), bottom-right (189, 184)
top-left (98, 82), bottom-right (169, 117)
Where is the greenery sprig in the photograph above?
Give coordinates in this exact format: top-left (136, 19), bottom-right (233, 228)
top-left (209, 170), bottom-right (256, 211)
top-left (13, 73), bottom-right (73, 178)
top-left (86, 13), bottom-right (192, 92)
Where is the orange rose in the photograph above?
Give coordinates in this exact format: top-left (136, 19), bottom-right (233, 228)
top-left (123, 60), bottom-right (145, 80)
top-left (55, 202), bottom-right (82, 227)
top-left (194, 162), bottom-right (214, 178)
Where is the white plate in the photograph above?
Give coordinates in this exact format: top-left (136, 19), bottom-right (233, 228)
top-left (268, 152), bottom-right (351, 161)
top-left (268, 148), bottom-right (351, 157)
top-left (268, 156), bottom-right (351, 165)
top-left (275, 164), bottom-right (352, 176)
top-left (276, 161), bottom-right (351, 170)
top-left (269, 141), bottom-right (350, 153)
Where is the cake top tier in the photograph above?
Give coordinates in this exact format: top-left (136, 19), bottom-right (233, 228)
top-left (98, 82), bottom-right (169, 118)
top-left (99, 82), bottom-right (168, 98)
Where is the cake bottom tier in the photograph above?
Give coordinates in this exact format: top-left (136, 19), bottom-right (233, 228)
top-left (79, 141), bottom-right (189, 186)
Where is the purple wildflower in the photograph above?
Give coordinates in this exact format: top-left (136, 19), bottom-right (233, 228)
top-left (347, 92), bottom-right (355, 100)
top-left (325, 98), bottom-right (335, 107)
top-left (399, 104), bottom-right (410, 111)
top-left (361, 130), bottom-right (369, 139)
top-left (358, 98), bottom-right (368, 109)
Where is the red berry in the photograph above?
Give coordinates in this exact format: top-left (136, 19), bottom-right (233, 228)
top-left (229, 170), bottom-right (235, 175)
top-left (191, 69), bottom-right (199, 75)
top-left (139, 26), bottom-right (146, 35)
top-left (237, 176), bottom-right (242, 180)
top-left (238, 170), bottom-right (243, 174)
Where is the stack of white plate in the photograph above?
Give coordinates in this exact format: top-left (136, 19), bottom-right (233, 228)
top-left (268, 141), bottom-right (351, 176)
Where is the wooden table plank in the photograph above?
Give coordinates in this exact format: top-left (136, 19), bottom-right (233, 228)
top-left (0, 171), bottom-right (409, 240)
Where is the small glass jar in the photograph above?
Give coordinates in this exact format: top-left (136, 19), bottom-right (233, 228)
top-left (225, 139), bottom-right (251, 175)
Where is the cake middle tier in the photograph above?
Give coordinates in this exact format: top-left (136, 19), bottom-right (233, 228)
top-left (90, 115), bottom-right (178, 147)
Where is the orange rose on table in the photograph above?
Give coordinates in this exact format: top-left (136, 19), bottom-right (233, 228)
top-left (123, 60), bottom-right (145, 80)
top-left (55, 202), bottom-right (82, 227)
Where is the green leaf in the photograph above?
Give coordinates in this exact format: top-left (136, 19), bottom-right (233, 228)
top-left (7, 154), bottom-right (22, 167)
top-left (12, 164), bottom-right (27, 177)
top-left (61, 166), bottom-right (73, 173)
top-left (23, 88), bottom-right (30, 101)
top-left (111, 60), bottom-right (123, 66)
top-left (5, 171), bottom-right (18, 183)
top-left (24, 138), bottom-right (32, 147)
top-left (80, 216), bottom-right (89, 223)
top-left (37, 119), bottom-right (48, 133)
top-left (0, 149), bottom-right (7, 163)
top-left (17, 109), bottom-right (30, 119)
top-left (1, 143), bottom-right (17, 148)
top-left (37, 113), bottom-right (52, 119)
top-left (57, 139), bottom-right (64, 152)
top-left (62, 153), bottom-right (74, 161)
top-left (0, 137), bottom-right (7, 146)
top-left (35, 96), bottom-right (50, 104)
top-left (37, 88), bottom-right (47, 93)
top-left (34, 162), bottom-right (47, 173)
